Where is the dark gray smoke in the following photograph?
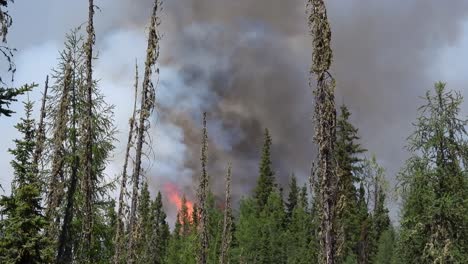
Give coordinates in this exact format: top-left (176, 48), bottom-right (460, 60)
top-left (4, 0), bottom-right (468, 221)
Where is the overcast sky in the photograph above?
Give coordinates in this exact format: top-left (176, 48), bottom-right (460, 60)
top-left (1, 0), bottom-right (468, 222)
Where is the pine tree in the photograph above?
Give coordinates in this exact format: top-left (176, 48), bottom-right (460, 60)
top-left (356, 183), bottom-right (370, 264)
top-left (0, 85), bottom-right (35, 117)
top-left (234, 197), bottom-right (261, 263)
top-left (398, 82), bottom-right (468, 263)
top-left (286, 174), bottom-right (299, 220)
top-left (167, 197), bottom-right (197, 264)
top-left (43, 29), bottom-right (116, 263)
top-left (254, 129), bottom-right (275, 210)
top-left (148, 192), bottom-right (170, 264)
top-left (374, 228), bottom-right (396, 264)
top-left (136, 181), bottom-right (152, 263)
top-left (0, 100), bottom-right (51, 263)
top-left (335, 105), bottom-right (365, 262)
top-left (286, 187), bottom-right (315, 264)
top-left (257, 190), bottom-right (287, 264)
top-left (307, 0), bottom-right (337, 262)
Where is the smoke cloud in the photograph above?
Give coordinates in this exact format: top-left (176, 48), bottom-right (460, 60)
top-left (2, 0), bottom-right (468, 221)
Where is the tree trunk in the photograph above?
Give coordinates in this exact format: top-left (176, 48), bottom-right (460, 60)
top-left (219, 164), bottom-right (232, 264)
top-left (113, 63), bottom-right (139, 264)
top-left (197, 112), bottom-right (209, 264)
top-left (308, 1), bottom-right (337, 263)
top-left (127, 1), bottom-right (160, 263)
top-left (81, 0), bottom-right (95, 261)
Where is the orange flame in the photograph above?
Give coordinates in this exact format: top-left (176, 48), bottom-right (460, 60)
top-left (164, 182), bottom-right (194, 217)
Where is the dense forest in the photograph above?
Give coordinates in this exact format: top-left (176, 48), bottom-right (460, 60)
top-left (0, 0), bottom-right (467, 264)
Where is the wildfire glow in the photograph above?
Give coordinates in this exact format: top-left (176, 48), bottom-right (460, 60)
top-left (164, 182), bottom-right (194, 217)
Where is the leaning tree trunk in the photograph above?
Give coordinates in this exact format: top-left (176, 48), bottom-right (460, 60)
top-left (113, 63), bottom-right (139, 264)
top-left (308, 0), bottom-right (337, 263)
top-left (127, 1), bottom-right (160, 263)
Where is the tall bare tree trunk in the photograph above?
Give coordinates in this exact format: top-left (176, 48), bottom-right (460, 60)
top-left (219, 164), bottom-right (232, 264)
top-left (113, 63), bottom-right (139, 264)
top-left (32, 75), bottom-right (48, 173)
top-left (81, 0), bottom-right (95, 261)
top-left (198, 112), bottom-right (209, 264)
top-left (307, 1), bottom-right (337, 263)
top-left (127, 1), bottom-right (160, 263)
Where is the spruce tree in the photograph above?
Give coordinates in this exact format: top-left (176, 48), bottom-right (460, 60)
top-left (335, 105), bottom-right (365, 262)
top-left (398, 82), bottom-right (468, 263)
top-left (254, 129), bottom-right (275, 210)
top-left (0, 100), bottom-right (51, 263)
top-left (148, 192), bottom-right (170, 264)
top-left (286, 174), bottom-right (299, 220)
top-left (43, 29), bottom-right (116, 263)
top-left (286, 188), bottom-right (315, 264)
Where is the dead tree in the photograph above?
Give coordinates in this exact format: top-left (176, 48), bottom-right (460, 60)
top-left (113, 63), bottom-right (139, 264)
top-left (32, 76), bottom-right (48, 174)
top-left (197, 112), bottom-right (209, 264)
top-left (80, 0), bottom-right (96, 261)
top-left (308, 0), bottom-right (337, 263)
top-left (127, 0), bottom-right (161, 263)
top-left (219, 164), bottom-right (233, 264)
top-left (45, 59), bottom-right (73, 241)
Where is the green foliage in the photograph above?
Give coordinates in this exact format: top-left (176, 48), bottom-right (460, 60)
top-left (286, 174), bottom-right (299, 220)
top-left (0, 101), bottom-right (52, 264)
top-left (398, 83), bottom-right (468, 263)
top-left (335, 105), bottom-right (365, 262)
top-left (167, 197), bottom-right (197, 264)
top-left (0, 85), bottom-right (35, 117)
top-left (254, 129), bottom-right (276, 210)
top-left (374, 228), bottom-right (396, 264)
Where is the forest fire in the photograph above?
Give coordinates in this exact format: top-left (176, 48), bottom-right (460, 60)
top-left (164, 182), bottom-right (194, 217)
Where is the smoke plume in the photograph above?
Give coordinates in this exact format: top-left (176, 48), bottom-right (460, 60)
top-left (3, 0), bottom-right (468, 221)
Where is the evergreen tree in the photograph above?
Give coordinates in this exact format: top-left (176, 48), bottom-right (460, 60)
top-left (136, 182), bottom-right (152, 262)
top-left (0, 85), bottom-right (34, 117)
top-left (374, 228), bottom-right (396, 264)
top-left (286, 174), bottom-right (299, 220)
top-left (335, 105), bottom-right (365, 262)
top-left (0, 100), bottom-right (51, 263)
top-left (167, 198), bottom-right (197, 264)
top-left (233, 197), bottom-right (261, 263)
top-left (285, 189), bottom-right (315, 264)
top-left (148, 192), bottom-right (170, 264)
top-left (257, 190), bottom-right (287, 264)
top-left (398, 83), bottom-right (468, 263)
top-left (254, 128), bottom-right (275, 210)
top-left (43, 29), bottom-right (116, 263)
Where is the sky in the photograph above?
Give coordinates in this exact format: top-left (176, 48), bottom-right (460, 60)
top-left (1, 0), bottom-right (468, 222)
